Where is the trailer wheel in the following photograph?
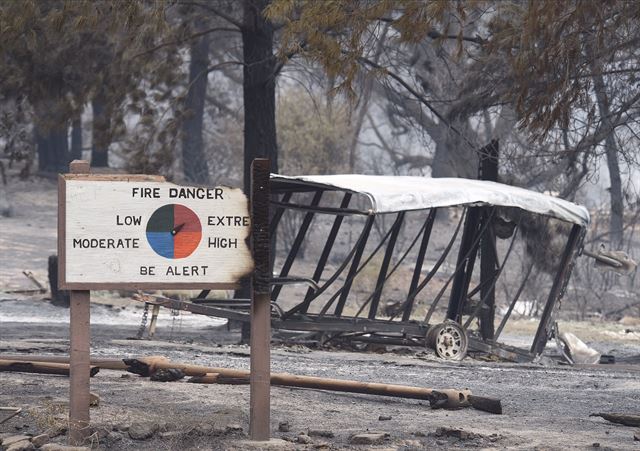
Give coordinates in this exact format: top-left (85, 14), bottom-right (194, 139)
top-left (426, 321), bottom-right (468, 361)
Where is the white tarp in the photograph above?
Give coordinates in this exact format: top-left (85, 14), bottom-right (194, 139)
top-left (270, 174), bottom-right (590, 227)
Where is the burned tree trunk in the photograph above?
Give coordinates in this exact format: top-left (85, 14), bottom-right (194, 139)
top-left (36, 126), bottom-right (69, 174)
top-left (182, 29), bottom-right (211, 185)
top-left (91, 90), bottom-right (110, 167)
top-left (242, 0), bottom-right (278, 191)
top-left (237, 0), bottom-right (279, 335)
top-left (70, 117), bottom-right (83, 161)
top-left (479, 140), bottom-right (499, 340)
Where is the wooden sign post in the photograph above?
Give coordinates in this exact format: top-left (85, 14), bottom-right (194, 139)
top-left (250, 159), bottom-right (271, 440)
top-left (65, 160), bottom-right (91, 445)
top-left (58, 159), bottom-right (269, 444)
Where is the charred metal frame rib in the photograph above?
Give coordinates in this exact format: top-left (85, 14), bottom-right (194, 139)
top-left (269, 192), bottom-right (293, 236)
top-left (334, 216), bottom-right (375, 317)
top-left (353, 212), bottom-right (434, 319)
top-left (494, 260), bottom-right (534, 341)
top-left (493, 215), bottom-right (548, 341)
top-left (424, 209), bottom-right (494, 325)
top-left (369, 212), bottom-right (405, 319)
top-left (270, 200), bottom-right (367, 216)
top-left (319, 219), bottom-right (400, 318)
top-left (273, 314), bottom-right (429, 336)
top-left (271, 190), bottom-right (323, 301)
top-left (530, 224), bottom-right (583, 356)
top-left (446, 207), bottom-right (483, 322)
top-left (463, 225), bottom-right (519, 329)
top-left (297, 193), bottom-right (352, 314)
top-left (402, 209), bottom-right (437, 321)
top-left (282, 218), bottom-right (376, 319)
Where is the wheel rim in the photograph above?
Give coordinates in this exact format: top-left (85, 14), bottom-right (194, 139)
top-left (434, 323), bottom-right (467, 360)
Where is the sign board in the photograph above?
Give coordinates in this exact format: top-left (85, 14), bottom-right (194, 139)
top-left (58, 174), bottom-right (254, 290)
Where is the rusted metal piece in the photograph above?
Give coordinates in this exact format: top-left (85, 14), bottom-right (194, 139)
top-left (531, 224), bottom-right (583, 356)
top-left (22, 270), bottom-right (47, 293)
top-left (188, 373), bottom-right (249, 385)
top-left (0, 354), bottom-right (129, 369)
top-left (123, 356), bottom-right (499, 412)
top-left (0, 359), bottom-right (99, 377)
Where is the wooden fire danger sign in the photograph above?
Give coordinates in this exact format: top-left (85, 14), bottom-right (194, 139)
top-left (58, 174), bottom-right (254, 290)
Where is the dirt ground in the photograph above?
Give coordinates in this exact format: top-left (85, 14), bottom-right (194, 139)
top-left (2, 178), bottom-right (640, 450)
top-left (1, 296), bottom-right (640, 450)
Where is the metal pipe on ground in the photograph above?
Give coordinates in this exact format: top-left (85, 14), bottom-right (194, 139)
top-left (0, 355), bottom-right (129, 369)
top-left (0, 360), bottom-right (99, 377)
top-left (0, 355), bottom-right (502, 414)
top-left (127, 357), bottom-right (501, 414)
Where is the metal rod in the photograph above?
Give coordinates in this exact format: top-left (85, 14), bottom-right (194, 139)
top-left (334, 216), bottom-right (375, 317)
top-left (463, 225), bottom-right (519, 329)
top-left (269, 191), bottom-right (293, 237)
top-left (271, 190), bottom-right (323, 301)
top-left (530, 224), bottom-right (583, 356)
top-left (353, 213), bottom-right (432, 320)
top-left (494, 216), bottom-right (548, 341)
top-left (403, 209), bottom-right (437, 321)
top-left (369, 212), bottom-right (405, 319)
top-left (299, 193), bottom-right (352, 314)
top-left (494, 260), bottom-right (534, 341)
top-left (446, 207), bottom-right (483, 322)
top-left (126, 356), bottom-right (491, 411)
top-left (269, 200), bottom-right (368, 216)
top-left (282, 218), bottom-right (375, 319)
top-left (318, 218), bottom-right (397, 317)
top-left (424, 209), bottom-right (493, 325)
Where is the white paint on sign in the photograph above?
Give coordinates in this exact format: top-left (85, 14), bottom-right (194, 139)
top-left (63, 179), bottom-right (253, 286)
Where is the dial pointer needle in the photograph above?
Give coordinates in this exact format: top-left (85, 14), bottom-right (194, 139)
top-left (172, 222), bottom-right (186, 236)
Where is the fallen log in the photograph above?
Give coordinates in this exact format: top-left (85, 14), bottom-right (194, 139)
top-left (591, 413), bottom-right (640, 427)
top-left (0, 360), bottom-right (99, 377)
top-left (128, 357), bottom-right (501, 413)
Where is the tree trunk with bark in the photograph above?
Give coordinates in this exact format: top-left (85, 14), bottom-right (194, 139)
top-left (91, 90), bottom-right (110, 167)
top-left (182, 31), bottom-right (211, 184)
top-left (242, 0), bottom-right (278, 192)
top-left (35, 125), bottom-right (69, 173)
top-left (70, 117), bottom-right (83, 161)
top-left (588, 43), bottom-right (624, 249)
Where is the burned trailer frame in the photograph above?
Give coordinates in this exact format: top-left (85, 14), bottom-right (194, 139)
top-left (189, 174), bottom-right (589, 362)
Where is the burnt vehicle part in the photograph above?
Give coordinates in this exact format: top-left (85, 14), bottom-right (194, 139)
top-left (138, 173), bottom-right (590, 363)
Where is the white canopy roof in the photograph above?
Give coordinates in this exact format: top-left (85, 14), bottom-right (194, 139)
top-left (270, 174), bottom-right (590, 227)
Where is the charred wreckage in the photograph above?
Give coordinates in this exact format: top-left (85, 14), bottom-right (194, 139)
top-left (129, 162), bottom-right (634, 364)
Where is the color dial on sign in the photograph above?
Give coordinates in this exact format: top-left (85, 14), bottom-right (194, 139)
top-left (146, 204), bottom-right (202, 259)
